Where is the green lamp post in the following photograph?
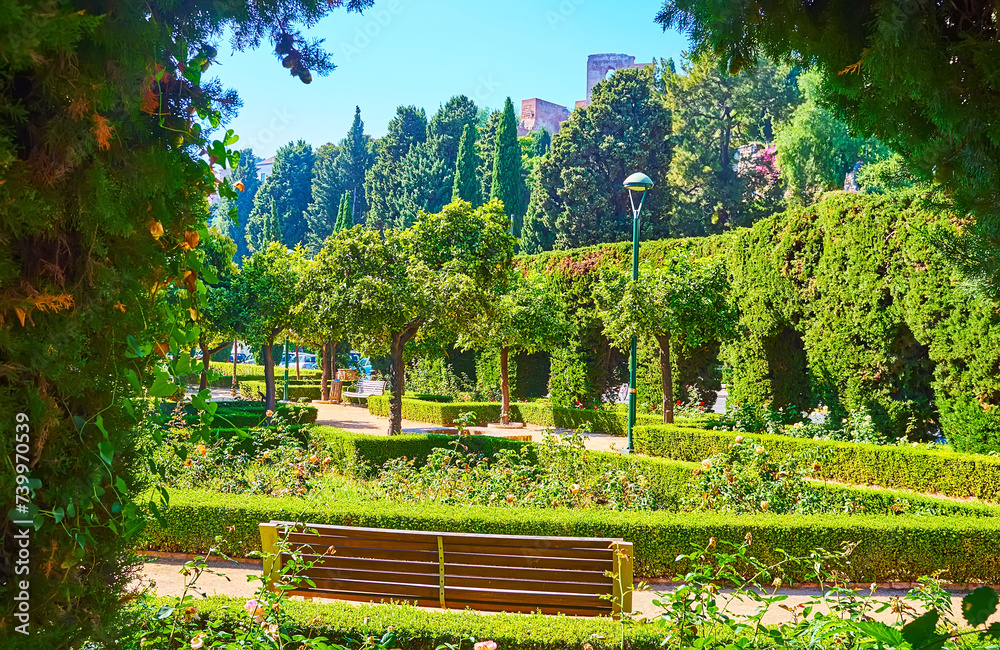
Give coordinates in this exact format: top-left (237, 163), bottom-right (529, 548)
top-left (282, 337), bottom-right (289, 402)
top-left (623, 172), bottom-right (654, 454)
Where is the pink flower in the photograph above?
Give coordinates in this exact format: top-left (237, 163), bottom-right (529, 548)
top-left (244, 598), bottom-right (264, 623)
top-left (474, 642), bottom-right (498, 650)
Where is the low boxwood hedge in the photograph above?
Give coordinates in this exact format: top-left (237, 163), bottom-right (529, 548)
top-left (367, 396), bottom-right (669, 435)
top-left (311, 427), bottom-right (1000, 518)
top-left (313, 426), bottom-right (692, 506)
top-left (240, 380), bottom-right (322, 402)
top-left (634, 424), bottom-right (1000, 501)
top-left (140, 487), bottom-right (1000, 583)
top-left (148, 596), bottom-right (666, 650)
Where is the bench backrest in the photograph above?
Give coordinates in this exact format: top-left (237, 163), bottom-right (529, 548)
top-left (260, 521), bottom-right (632, 616)
top-left (353, 380), bottom-right (386, 395)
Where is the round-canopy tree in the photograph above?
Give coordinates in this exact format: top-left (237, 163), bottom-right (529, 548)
top-left (230, 243), bottom-right (305, 412)
top-left (458, 272), bottom-right (570, 424)
top-left (316, 200), bottom-right (515, 434)
top-left (595, 256), bottom-right (737, 423)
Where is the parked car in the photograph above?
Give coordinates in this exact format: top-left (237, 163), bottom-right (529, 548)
top-left (349, 351), bottom-right (373, 379)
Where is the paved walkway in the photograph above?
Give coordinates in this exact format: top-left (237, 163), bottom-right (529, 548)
top-left (138, 555), bottom-right (986, 626)
top-left (311, 401), bottom-right (626, 452)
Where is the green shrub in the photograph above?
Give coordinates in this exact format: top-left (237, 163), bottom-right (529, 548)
top-left (240, 380), bottom-right (322, 402)
top-left (367, 396), bottom-right (664, 435)
top-left (407, 392), bottom-right (454, 403)
top-left (635, 423), bottom-right (1000, 501)
top-left (140, 487), bottom-right (1000, 583)
top-left (208, 403), bottom-right (318, 429)
top-left (314, 426), bottom-right (998, 518)
top-left (143, 595), bottom-right (666, 650)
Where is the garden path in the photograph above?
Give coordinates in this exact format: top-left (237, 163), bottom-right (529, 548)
top-left (310, 402), bottom-right (625, 452)
top-left (138, 556), bottom-right (990, 626)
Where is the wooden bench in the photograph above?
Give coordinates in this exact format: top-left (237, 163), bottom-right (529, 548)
top-left (342, 379), bottom-right (386, 404)
top-left (259, 521), bottom-right (632, 616)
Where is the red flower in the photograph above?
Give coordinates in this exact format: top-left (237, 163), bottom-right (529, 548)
top-left (676, 400), bottom-right (682, 405)
top-left (699, 401), bottom-right (705, 406)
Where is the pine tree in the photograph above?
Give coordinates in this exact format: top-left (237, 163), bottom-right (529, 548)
top-left (490, 97), bottom-right (525, 237)
top-left (304, 142), bottom-right (342, 251)
top-left (452, 123), bottom-right (479, 204)
top-left (214, 148), bottom-right (262, 263)
top-left (247, 140), bottom-right (314, 250)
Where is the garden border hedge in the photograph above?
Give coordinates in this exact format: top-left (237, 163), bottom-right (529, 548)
top-left (146, 595), bottom-right (666, 650)
top-left (367, 396), bottom-right (670, 435)
top-left (140, 487), bottom-right (1000, 583)
top-left (240, 380), bottom-right (322, 402)
top-left (311, 426), bottom-right (1000, 518)
top-left (634, 424), bottom-right (1000, 501)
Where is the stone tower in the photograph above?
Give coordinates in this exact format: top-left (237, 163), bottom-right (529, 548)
top-left (579, 53), bottom-right (653, 107)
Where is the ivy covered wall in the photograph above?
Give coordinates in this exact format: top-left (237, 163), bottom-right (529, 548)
top-left (510, 188), bottom-right (1000, 451)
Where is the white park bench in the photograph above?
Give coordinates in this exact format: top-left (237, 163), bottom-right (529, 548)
top-left (342, 379), bottom-right (386, 404)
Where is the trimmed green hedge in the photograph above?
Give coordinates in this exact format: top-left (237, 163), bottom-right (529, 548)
top-left (208, 403), bottom-right (318, 429)
top-left (183, 362), bottom-right (324, 389)
top-left (314, 426), bottom-right (534, 475)
top-left (634, 424), bottom-right (1000, 501)
top-left (149, 596), bottom-right (666, 650)
top-left (313, 426), bottom-right (692, 507)
top-left (240, 380), bottom-right (322, 402)
top-left (367, 396), bottom-right (667, 435)
top-left (311, 427), bottom-right (999, 518)
top-left (140, 487), bottom-right (1000, 583)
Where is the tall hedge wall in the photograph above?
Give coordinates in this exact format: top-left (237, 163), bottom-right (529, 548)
top-left (511, 188), bottom-right (1000, 451)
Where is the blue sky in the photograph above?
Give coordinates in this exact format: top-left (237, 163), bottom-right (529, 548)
top-left (214, 0), bottom-right (688, 158)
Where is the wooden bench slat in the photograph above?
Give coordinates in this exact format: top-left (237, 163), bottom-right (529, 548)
top-left (291, 581), bottom-right (612, 611)
top-left (295, 555), bottom-right (612, 584)
top-left (276, 522), bottom-right (619, 549)
top-left (283, 590), bottom-right (610, 617)
top-left (283, 548), bottom-right (613, 571)
top-left (301, 565), bottom-right (613, 595)
top-left (285, 535), bottom-right (616, 560)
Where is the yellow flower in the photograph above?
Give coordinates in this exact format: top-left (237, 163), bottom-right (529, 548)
top-left (184, 458), bottom-right (193, 467)
top-left (148, 219), bottom-right (164, 239)
top-left (760, 501), bottom-right (770, 511)
top-left (701, 459), bottom-right (712, 470)
top-left (570, 483), bottom-right (580, 495)
top-left (196, 444), bottom-right (208, 456)
top-left (266, 410), bottom-right (274, 417)
top-left (755, 445), bottom-right (765, 454)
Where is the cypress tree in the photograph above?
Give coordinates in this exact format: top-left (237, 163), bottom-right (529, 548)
top-left (452, 123), bottom-right (479, 205)
top-left (335, 190), bottom-right (352, 231)
top-left (490, 97), bottom-right (525, 237)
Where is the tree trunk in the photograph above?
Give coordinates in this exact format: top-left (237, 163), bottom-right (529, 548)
top-left (656, 334), bottom-right (674, 424)
top-left (321, 340), bottom-right (330, 401)
top-left (295, 344), bottom-right (301, 380)
top-left (330, 340), bottom-right (338, 375)
top-left (499, 346), bottom-right (511, 425)
top-left (231, 339), bottom-right (238, 396)
top-left (199, 336), bottom-right (210, 392)
top-left (388, 326), bottom-right (420, 435)
top-left (263, 341), bottom-right (276, 413)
